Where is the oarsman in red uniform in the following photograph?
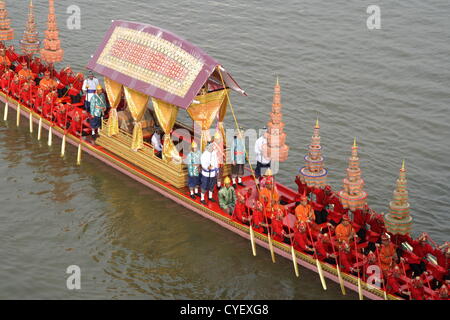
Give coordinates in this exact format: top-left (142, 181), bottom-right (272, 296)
top-left (42, 90), bottom-right (58, 120)
top-left (352, 204), bottom-right (372, 242)
top-left (434, 245), bottom-right (450, 281)
top-left (293, 222), bottom-right (313, 253)
top-left (9, 74), bottom-right (20, 99)
top-left (338, 241), bottom-right (354, 273)
top-left (386, 266), bottom-right (403, 296)
top-left (311, 185), bottom-right (329, 224)
top-left (33, 88), bottom-right (45, 114)
top-left (5, 45), bottom-right (19, 67)
top-left (0, 68), bottom-right (13, 92)
top-left (409, 276), bottom-right (425, 300)
top-left (68, 108), bottom-right (89, 137)
top-left (30, 57), bottom-right (44, 77)
top-left (434, 283), bottom-right (449, 300)
top-left (314, 233), bottom-right (335, 264)
top-left (270, 205), bottom-right (286, 242)
top-left (20, 81), bottom-right (34, 106)
top-left (294, 174), bottom-right (308, 197)
top-left (0, 48), bottom-right (11, 74)
top-left (251, 200), bottom-right (265, 232)
top-left (406, 233), bottom-right (434, 277)
top-left (233, 191), bottom-right (247, 224)
top-left (55, 103), bottom-right (69, 128)
top-left (362, 251), bottom-right (377, 279)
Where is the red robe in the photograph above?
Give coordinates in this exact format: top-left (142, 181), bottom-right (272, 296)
top-left (271, 217), bottom-right (284, 240)
top-left (294, 176), bottom-right (309, 196)
top-left (411, 240), bottom-right (434, 259)
top-left (34, 94), bottom-right (45, 114)
top-left (233, 201), bottom-right (246, 223)
top-left (327, 193), bottom-right (346, 214)
top-left (10, 79), bottom-right (20, 98)
top-left (293, 230), bottom-right (310, 252)
top-left (252, 208), bottom-right (265, 227)
top-left (315, 239), bottom-right (331, 261)
top-left (339, 249), bottom-right (353, 273)
top-left (386, 274), bottom-right (402, 295)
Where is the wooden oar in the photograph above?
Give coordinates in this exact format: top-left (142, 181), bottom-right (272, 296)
top-left (28, 82), bottom-right (33, 133)
top-left (327, 224), bottom-right (346, 295)
top-left (286, 213), bottom-right (299, 277)
top-left (3, 75), bottom-right (13, 121)
top-left (61, 106), bottom-right (69, 157)
top-left (375, 245), bottom-right (389, 300)
top-left (246, 193), bottom-right (256, 257)
top-left (306, 223), bottom-right (326, 290)
top-left (353, 235), bottom-right (364, 300)
top-left (3, 100), bottom-right (7, 121)
top-left (77, 113), bottom-right (83, 165)
top-left (262, 205), bottom-right (276, 263)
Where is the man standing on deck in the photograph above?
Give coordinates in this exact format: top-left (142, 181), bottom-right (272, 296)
top-left (186, 141), bottom-right (201, 199)
top-left (258, 169), bottom-right (279, 212)
top-left (82, 71), bottom-right (99, 113)
top-left (89, 85), bottom-right (107, 138)
top-left (231, 127), bottom-right (246, 187)
top-left (254, 127), bottom-right (271, 181)
top-left (218, 176), bottom-right (236, 216)
top-left (200, 141), bottom-right (219, 205)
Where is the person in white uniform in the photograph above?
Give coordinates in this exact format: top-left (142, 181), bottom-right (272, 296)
top-left (200, 141), bottom-right (219, 205)
top-left (82, 71), bottom-right (100, 112)
top-left (254, 126), bottom-right (271, 179)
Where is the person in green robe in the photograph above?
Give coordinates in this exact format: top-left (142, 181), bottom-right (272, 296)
top-left (89, 85), bottom-right (107, 136)
top-left (218, 176), bottom-right (236, 216)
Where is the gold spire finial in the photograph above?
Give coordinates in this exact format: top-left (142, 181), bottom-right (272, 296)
top-left (353, 137), bottom-right (357, 148)
top-left (315, 117), bottom-right (319, 128)
top-left (402, 159), bottom-right (405, 170)
top-left (276, 76), bottom-right (279, 86)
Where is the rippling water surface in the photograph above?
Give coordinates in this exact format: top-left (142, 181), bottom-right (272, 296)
top-left (0, 0), bottom-right (449, 299)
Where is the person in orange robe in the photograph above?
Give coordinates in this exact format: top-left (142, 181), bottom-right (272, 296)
top-left (379, 233), bottom-right (398, 274)
top-left (295, 195), bottom-right (315, 223)
top-left (0, 48), bottom-right (11, 74)
top-left (39, 71), bottom-right (57, 91)
top-left (18, 62), bottom-right (33, 81)
top-left (335, 215), bottom-right (355, 244)
top-left (258, 170), bottom-right (279, 212)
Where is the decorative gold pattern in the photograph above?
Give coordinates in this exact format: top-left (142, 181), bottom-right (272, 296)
top-left (97, 26), bottom-right (204, 98)
top-left (104, 77), bottom-right (123, 137)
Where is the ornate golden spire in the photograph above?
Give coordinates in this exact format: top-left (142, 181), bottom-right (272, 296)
top-left (40, 0), bottom-right (64, 63)
top-left (0, 0), bottom-right (14, 41)
top-left (20, 0), bottom-right (40, 56)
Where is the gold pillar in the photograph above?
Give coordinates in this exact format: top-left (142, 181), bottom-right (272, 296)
top-left (124, 87), bottom-right (149, 151)
top-left (152, 98), bottom-right (181, 163)
top-left (104, 78), bottom-right (123, 137)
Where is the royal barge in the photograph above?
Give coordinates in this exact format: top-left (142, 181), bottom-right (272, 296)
top-left (0, 0), bottom-right (448, 300)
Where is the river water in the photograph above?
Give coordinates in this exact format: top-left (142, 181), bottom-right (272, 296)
top-left (0, 0), bottom-right (449, 299)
